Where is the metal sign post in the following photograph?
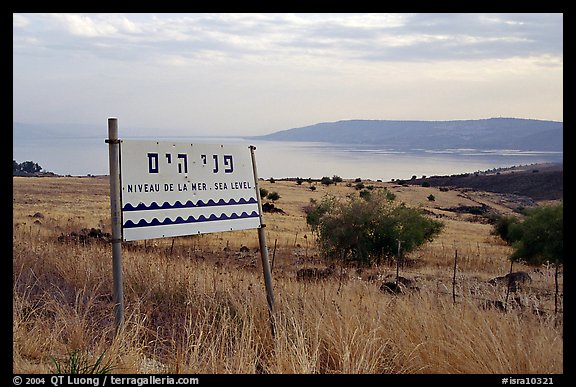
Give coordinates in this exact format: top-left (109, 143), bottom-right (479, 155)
top-left (250, 146), bottom-right (276, 337)
top-left (106, 118), bottom-right (125, 334)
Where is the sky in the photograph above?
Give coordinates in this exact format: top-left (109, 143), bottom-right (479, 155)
top-left (13, 13), bottom-right (563, 137)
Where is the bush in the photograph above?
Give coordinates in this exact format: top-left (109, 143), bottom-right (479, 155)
top-left (359, 189), bottom-right (371, 200)
top-left (305, 191), bottom-right (444, 265)
top-left (13, 159), bottom-right (43, 175)
top-left (507, 204), bottom-right (563, 265)
top-left (491, 215), bottom-right (520, 244)
top-left (267, 191), bottom-right (281, 202)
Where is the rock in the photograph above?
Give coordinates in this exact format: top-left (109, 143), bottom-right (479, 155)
top-left (488, 271), bottom-right (532, 292)
top-left (296, 264), bottom-right (335, 281)
top-left (380, 281), bottom-right (406, 294)
top-left (57, 227), bottom-right (111, 244)
top-left (385, 274), bottom-right (418, 286)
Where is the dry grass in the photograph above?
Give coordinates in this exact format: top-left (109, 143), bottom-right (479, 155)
top-left (13, 176), bottom-right (563, 374)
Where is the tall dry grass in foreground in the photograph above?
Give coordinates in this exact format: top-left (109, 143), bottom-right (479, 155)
top-left (13, 177), bottom-right (562, 374)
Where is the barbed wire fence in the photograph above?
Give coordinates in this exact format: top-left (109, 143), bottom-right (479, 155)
top-left (286, 241), bottom-right (563, 317)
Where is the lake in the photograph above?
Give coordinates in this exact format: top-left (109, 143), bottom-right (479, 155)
top-left (13, 136), bottom-right (563, 181)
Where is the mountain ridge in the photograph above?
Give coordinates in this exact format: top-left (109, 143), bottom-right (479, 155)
top-left (252, 117), bottom-right (563, 151)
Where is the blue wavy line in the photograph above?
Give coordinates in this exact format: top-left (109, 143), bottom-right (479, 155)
top-left (123, 197), bottom-right (257, 211)
top-left (123, 211), bottom-right (260, 229)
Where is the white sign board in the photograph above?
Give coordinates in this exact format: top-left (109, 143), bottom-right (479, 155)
top-left (119, 140), bottom-right (261, 241)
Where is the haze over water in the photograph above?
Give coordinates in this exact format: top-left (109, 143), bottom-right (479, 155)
top-left (13, 136), bottom-right (563, 181)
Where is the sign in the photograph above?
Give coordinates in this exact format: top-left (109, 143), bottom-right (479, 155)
top-left (120, 141), bottom-right (261, 241)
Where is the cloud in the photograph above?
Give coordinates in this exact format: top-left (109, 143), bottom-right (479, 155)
top-left (52, 14), bottom-right (118, 37)
top-left (12, 13), bottom-right (563, 133)
top-left (13, 13), bottom-right (29, 28)
top-left (13, 13), bottom-right (562, 66)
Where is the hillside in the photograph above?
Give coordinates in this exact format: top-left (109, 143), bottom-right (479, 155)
top-left (13, 175), bottom-right (563, 374)
top-left (253, 118), bottom-right (563, 151)
top-left (405, 163), bottom-right (563, 201)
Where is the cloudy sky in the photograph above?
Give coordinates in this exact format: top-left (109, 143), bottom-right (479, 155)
top-left (13, 13), bottom-right (563, 137)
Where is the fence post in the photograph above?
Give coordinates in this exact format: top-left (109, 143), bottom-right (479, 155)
top-left (554, 261), bottom-right (559, 315)
top-left (395, 240), bottom-right (401, 287)
top-left (504, 259), bottom-right (514, 313)
top-left (452, 249), bottom-right (458, 304)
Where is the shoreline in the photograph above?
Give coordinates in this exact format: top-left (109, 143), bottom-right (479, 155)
top-left (12, 161), bottom-right (563, 181)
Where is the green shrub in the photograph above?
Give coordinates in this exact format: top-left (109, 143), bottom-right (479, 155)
top-left (491, 215), bottom-right (520, 244)
top-left (359, 189), bottom-right (371, 200)
top-left (508, 204), bottom-right (563, 265)
top-left (305, 191), bottom-right (444, 265)
top-left (267, 191), bottom-right (281, 202)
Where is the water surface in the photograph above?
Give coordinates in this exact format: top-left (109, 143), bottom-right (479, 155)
top-left (13, 136), bottom-right (563, 181)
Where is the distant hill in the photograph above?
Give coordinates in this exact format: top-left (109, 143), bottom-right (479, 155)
top-left (253, 118), bottom-right (563, 151)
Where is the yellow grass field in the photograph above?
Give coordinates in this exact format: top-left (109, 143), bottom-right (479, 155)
top-left (13, 176), bottom-right (563, 374)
